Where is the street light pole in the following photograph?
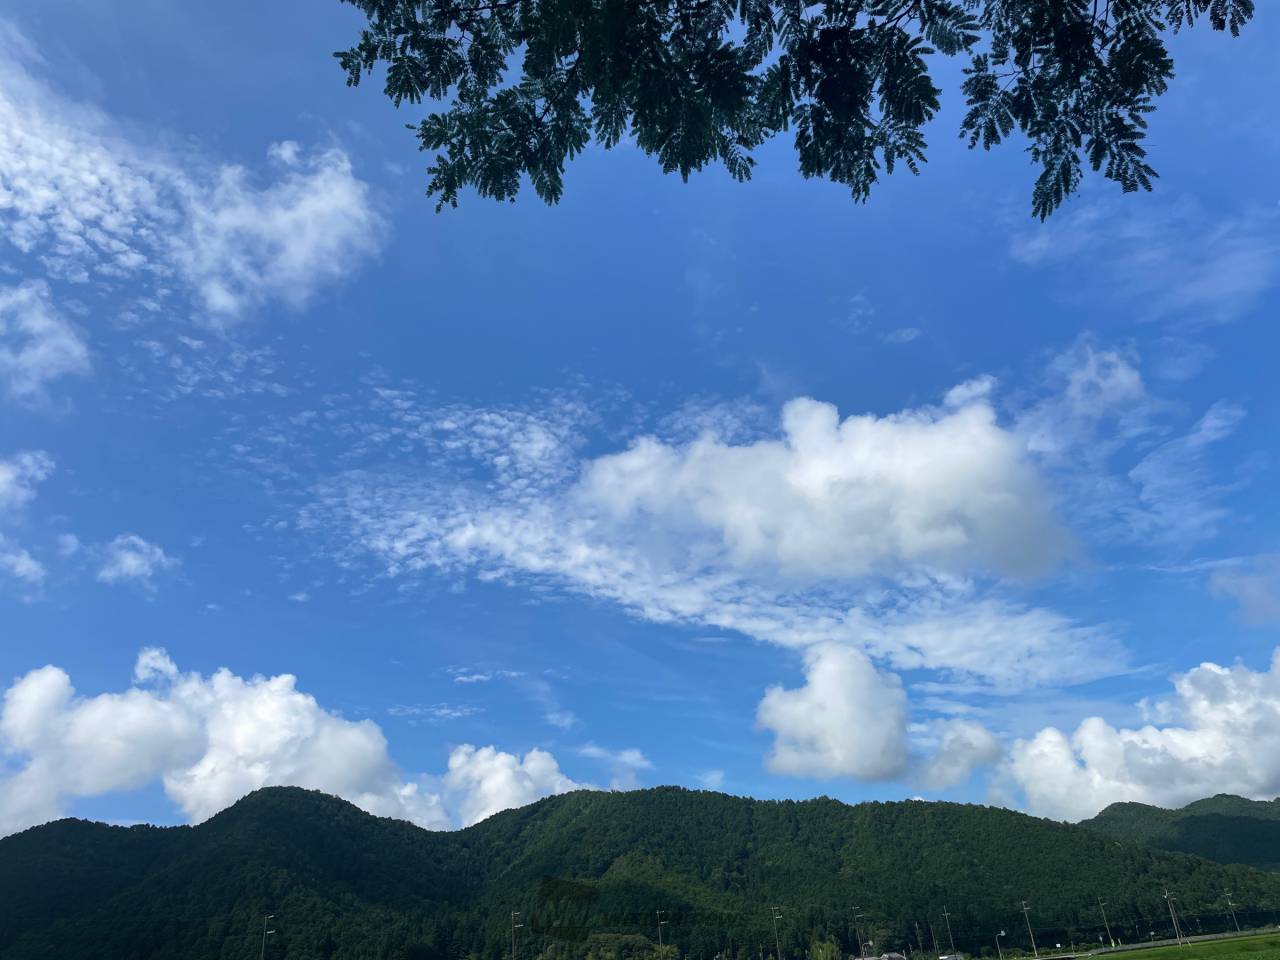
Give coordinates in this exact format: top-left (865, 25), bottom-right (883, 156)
top-left (941, 908), bottom-right (955, 954)
top-left (512, 911), bottom-right (524, 960)
top-left (658, 910), bottom-right (669, 947)
top-left (260, 915), bottom-right (276, 960)
top-left (1225, 891), bottom-right (1242, 934)
top-left (1098, 898), bottom-right (1114, 947)
top-left (1022, 902), bottom-right (1038, 959)
top-left (771, 907), bottom-right (784, 960)
top-left (995, 931), bottom-right (1005, 960)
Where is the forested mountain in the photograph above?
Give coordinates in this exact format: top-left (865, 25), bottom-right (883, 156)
top-left (6, 787), bottom-right (1280, 960)
top-left (1083, 795), bottom-right (1280, 872)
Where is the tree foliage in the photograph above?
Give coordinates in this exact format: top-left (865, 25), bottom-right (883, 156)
top-left (334, 0), bottom-right (1253, 216)
top-left (1085, 794), bottom-right (1280, 872)
top-left (6, 786), bottom-right (1280, 959)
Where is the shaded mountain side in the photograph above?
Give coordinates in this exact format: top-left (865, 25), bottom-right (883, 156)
top-left (5, 787), bottom-right (1280, 960)
top-left (1084, 795), bottom-right (1280, 871)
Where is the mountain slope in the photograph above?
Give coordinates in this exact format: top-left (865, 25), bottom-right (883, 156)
top-left (1083, 794), bottom-right (1280, 871)
top-left (5, 787), bottom-right (1280, 960)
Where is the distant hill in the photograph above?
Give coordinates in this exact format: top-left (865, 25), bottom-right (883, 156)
top-left (1083, 794), bottom-right (1280, 871)
top-left (5, 787), bottom-right (1280, 960)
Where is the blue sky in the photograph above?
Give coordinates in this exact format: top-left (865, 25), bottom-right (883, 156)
top-left (1, 0), bottom-right (1278, 833)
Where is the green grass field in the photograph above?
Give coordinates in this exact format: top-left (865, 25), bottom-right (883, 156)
top-left (1096, 934), bottom-right (1280, 960)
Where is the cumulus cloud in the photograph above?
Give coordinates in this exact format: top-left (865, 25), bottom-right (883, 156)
top-left (578, 395), bottom-right (1070, 581)
top-left (0, 649), bottom-right (582, 837)
top-left (1210, 556), bottom-right (1280, 625)
top-left (443, 744), bottom-right (581, 827)
top-left (298, 386), bottom-right (1111, 695)
top-left (0, 23), bottom-right (384, 342)
top-left (757, 644), bottom-right (910, 781)
top-left (1008, 650), bottom-right (1280, 821)
top-left (917, 719), bottom-right (1003, 790)
top-left (0, 283), bottom-right (90, 400)
top-left (96, 534), bottom-right (179, 588)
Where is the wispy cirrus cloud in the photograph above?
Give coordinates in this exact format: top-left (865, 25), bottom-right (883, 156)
top-left (1008, 197), bottom-right (1280, 327)
top-left (0, 20), bottom-right (385, 399)
top-left (0, 449), bottom-right (54, 591)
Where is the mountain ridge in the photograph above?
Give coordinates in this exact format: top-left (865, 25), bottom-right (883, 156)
top-left (6, 786), bottom-right (1280, 960)
top-left (1083, 794), bottom-right (1280, 871)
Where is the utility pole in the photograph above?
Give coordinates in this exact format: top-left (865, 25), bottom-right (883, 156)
top-left (260, 915), bottom-right (276, 960)
top-left (914, 922), bottom-right (924, 956)
top-left (1021, 902), bottom-right (1038, 959)
top-left (995, 931), bottom-right (1005, 960)
top-left (658, 910), bottom-right (669, 947)
top-left (771, 906), bottom-right (784, 960)
top-left (1225, 891), bottom-right (1242, 934)
top-left (928, 920), bottom-right (940, 956)
top-left (941, 907), bottom-right (956, 954)
top-left (854, 910), bottom-right (868, 959)
top-left (1164, 890), bottom-right (1184, 947)
top-left (1098, 897), bottom-right (1114, 947)
top-left (512, 911), bottom-right (523, 960)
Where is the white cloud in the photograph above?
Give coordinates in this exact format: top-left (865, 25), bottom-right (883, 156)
top-left (1017, 339), bottom-right (1249, 548)
top-left (881, 327), bottom-right (921, 344)
top-left (1125, 401), bottom-right (1246, 544)
top-left (756, 644), bottom-right (909, 781)
top-left (1008, 199), bottom-right (1279, 325)
top-left (0, 535), bottom-right (44, 585)
top-left (443, 744), bottom-right (581, 827)
top-left (1210, 556), bottom-right (1280, 625)
top-left (1008, 650), bottom-right (1280, 821)
top-left (0, 24), bottom-right (384, 341)
top-left (577, 395), bottom-right (1070, 581)
top-left (0, 450), bottom-right (54, 589)
top-left (1018, 340), bottom-right (1151, 463)
top-left (0, 449), bottom-right (53, 513)
top-left (0, 648), bottom-right (584, 837)
top-left (298, 387), bottom-right (1118, 695)
top-left (175, 145), bottom-right (383, 318)
top-left (917, 719), bottom-right (1003, 790)
top-left (0, 282), bottom-right (90, 400)
top-left (387, 702), bottom-right (482, 722)
top-left (96, 534), bottom-right (178, 587)
top-left (579, 743), bottom-right (654, 790)
top-left (695, 769), bottom-right (725, 790)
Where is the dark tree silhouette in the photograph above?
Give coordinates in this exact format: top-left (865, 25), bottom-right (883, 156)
top-left (334, 0), bottom-right (1253, 217)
